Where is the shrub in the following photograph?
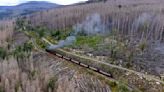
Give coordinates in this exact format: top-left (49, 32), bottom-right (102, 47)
top-left (75, 35), bottom-right (102, 49)
top-left (0, 86), bottom-right (4, 92)
top-left (138, 40), bottom-right (147, 53)
top-left (118, 84), bottom-right (129, 92)
top-left (108, 81), bottom-right (117, 88)
top-left (0, 47), bottom-right (7, 60)
top-left (47, 77), bottom-right (58, 91)
top-left (23, 42), bottom-right (33, 52)
top-left (36, 38), bottom-right (47, 49)
top-left (50, 29), bottom-right (73, 41)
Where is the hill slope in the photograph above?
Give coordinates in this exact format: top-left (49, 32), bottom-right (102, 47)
top-left (0, 1), bottom-right (60, 19)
